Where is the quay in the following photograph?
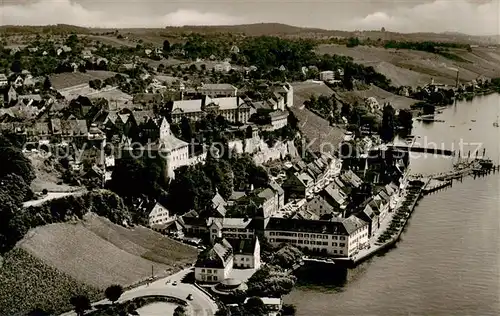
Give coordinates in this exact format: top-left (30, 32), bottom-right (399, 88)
top-left (422, 178), bottom-right (452, 195)
top-left (331, 179), bottom-right (427, 267)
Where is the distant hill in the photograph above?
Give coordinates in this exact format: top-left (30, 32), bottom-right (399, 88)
top-left (0, 23), bottom-right (496, 45)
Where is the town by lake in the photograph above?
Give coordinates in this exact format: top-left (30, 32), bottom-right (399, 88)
top-left (286, 93), bottom-right (500, 315)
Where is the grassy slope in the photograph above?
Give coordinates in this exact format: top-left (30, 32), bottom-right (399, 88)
top-left (0, 248), bottom-right (101, 316)
top-left (316, 44), bottom-right (500, 87)
top-left (290, 81), bottom-right (345, 152)
top-left (17, 214), bottom-right (197, 290)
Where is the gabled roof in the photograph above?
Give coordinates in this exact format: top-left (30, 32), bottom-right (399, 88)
top-left (269, 180), bottom-right (284, 196)
top-left (257, 188), bottom-right (275, 202)
top-left (226, 237), bottom-right (258, 255)
top-left (211, 192), bottom-right (228, 217)
top-left (195, 239), bottom-right (233, 268)
top-left (148, 202), bottom-right (169, 218)
top-left (265, 217), bottom-right (364, 236)
top-left (322, 184), bottom-right (346, 206)
top-left (343, 215), bottom-right (368, 235)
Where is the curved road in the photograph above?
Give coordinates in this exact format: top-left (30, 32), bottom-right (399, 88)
top-left (61, 268), bottom-right (218, 316)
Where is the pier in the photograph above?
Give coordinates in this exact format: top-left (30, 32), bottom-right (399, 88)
top-left (390, 145), bottom-right (455, 156)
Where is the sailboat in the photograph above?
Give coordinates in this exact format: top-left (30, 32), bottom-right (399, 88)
top-left (494, 115), bottom-right (499, 127)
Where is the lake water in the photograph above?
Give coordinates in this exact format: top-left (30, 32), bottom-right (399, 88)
top-left (286, 93), bottom-right (500, 316)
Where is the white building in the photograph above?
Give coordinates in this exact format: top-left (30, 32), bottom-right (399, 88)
top-left (148, 202), bottom-right (175, 227)
top-left (214, 61), bottom-right (231, 72)
top-left (319, 70), bottom-right (335, 81)
top-left (157, 117), bottom-right (190, 171)
top-left (227, 237), bottom-right (261, 269)
top-left (195, 239), bottom-right (234, 283)
top-left (171, 96), bottom-right (254, 124)
top-left (264, 216), bottom-right (369, 258)
top-left (268, 111), bottom-right (289, 131)
top-left (0, 74), bottom-right (8, 87)
top-left (209, 217), bottom-right (255, 242)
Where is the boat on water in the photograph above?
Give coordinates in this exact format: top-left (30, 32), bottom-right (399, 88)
top-left (471, 120), bottom-right (476, 122)
top-left (494, 115), bottom-right (499, 127)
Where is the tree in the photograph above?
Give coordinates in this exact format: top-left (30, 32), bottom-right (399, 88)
top-left (0, 141), bottom-right (36, 184)
top-left (163, 39), bottom-right (171, 53)
top-left (380, 103), bottom-right (395, 143)
top-left (282, 304), bottom-right (297, 316)
top-left (104, 284), bottom-right (124, 304)
top-left (69, 295), bottom-right (91, 316)
top-left (243, 297), bottom-right (267, 316)
top-left (180, 116), bottom-right (194, 141)
top-left (397, 109), bottom-right (413, 136)
top-left (173, 306), bottom-right (187, 316)
top-left (43, 76), bottom-right (52, 90)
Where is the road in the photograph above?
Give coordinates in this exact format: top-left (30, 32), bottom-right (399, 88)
top-left (23, 190), bottom-right (86, 208)
top-left (60, 268), bottom-right (218, 316)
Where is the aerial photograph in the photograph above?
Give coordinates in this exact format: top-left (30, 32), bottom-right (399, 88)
top-left (0, 0), bottom-right (499, 315)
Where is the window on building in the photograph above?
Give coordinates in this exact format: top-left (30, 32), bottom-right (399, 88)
top-left (213, 276), bottom-right (218, 281)
top-left (201, 269), bottom-right (205, 273)
top-left (207, 275), bottom-right (212, 281)
top-left (322, 242), bottom-right (328, 246)
top-left (340, 243), bottom-right (345, 247)
top-left (310, 241), bottom-right (315, 245)
top-left (340, 236), bottom-right (346, 240)
top-left (333, 236), bottom-right (338, 240)
top-left (332, 242), bottom-right (337, 246)
top-left (298, 240), bottom-right (303, 244)
top-left (212, 229), bottom-right (217, 233)
top-left (298, 233), bottom-right (303, 237)
top-left (246, 258), bottom-right (249, 261)
top-left (304, 240), bottom-right (310, 244)
top-left (304, 234), bottom-right (309, 238)
top-left (340, 250), bottom-right (343, 254)
top-left (270, 232), bottom-right (276, 236)
top-left (334, 250), bottom-right (337, 254)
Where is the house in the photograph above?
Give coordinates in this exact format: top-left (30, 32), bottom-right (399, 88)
top-left (266, 111), bottom-right (288, 131)
top-left (209, 217), bottom-right (254, 241)
top-left (243, 297), bottom-right (283, 316)
top-left (13, 76), bottom-right (24, 88)
top-left (148, 202), bottom-right (175, 228)
top-left (319, 70), bottom-right (334, 81)
top-left (23, 75), bottom-right (36, 87)
top-left (355, 204), bottom-right (379, 237)
top-left (320, 183), bottom-right (348, 214)
top-left (282, 172), bottom-right (313, 202)
top-left (264, 216), bottom-right (369, 257)
top-left (82, 50), bottom-right (93, 59)
top-left (279, 65), bottom-right (286, 71)
top-left (256, 188), bottom-right (278, 218)
top-left (194, 239), bottom-right (234, 283)
top-left (341, 170), bottom-right (363, 189)
top-left (269, 180), bottom-right (285, 210)
top-left (214, 61), bottom-right (231, 72)
top-left (305, 196), bottom-right (336, 219)
top-left (230, 45), bottom-right (240, 54)
top-left (0, 74), bottom-right (8, 87)
top-left (226, 237), bottom-right (261, 269)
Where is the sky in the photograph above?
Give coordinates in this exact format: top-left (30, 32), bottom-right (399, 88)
top-left (0, 0), bottom-right (499, 36)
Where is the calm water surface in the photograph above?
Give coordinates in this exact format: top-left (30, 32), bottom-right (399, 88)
top-left (286, 94), bottom-right (500, 316)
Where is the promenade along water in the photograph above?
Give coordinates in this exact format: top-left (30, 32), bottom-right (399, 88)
top-left (286, 93), bottom-right (500, 315)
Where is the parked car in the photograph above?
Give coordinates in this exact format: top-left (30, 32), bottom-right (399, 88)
top-left (172, 281), bottom-right (177, 286)
top-left (187, 294), bottom-right (193, 300)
